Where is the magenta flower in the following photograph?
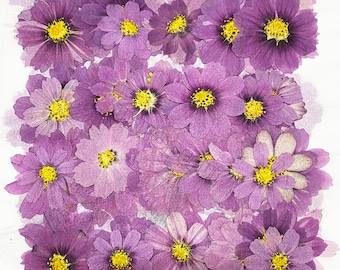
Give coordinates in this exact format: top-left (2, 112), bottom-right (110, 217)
top-left (74, 123), bottom-right (139, 198)
top-left (192, 0), bottom-right (245, 75)
top-left (148, 0), bottom-right (204, 64)
top-left (145, 212), bottom-right (209, 270)
top-left (88, 228), bottom-right (153, 269)
top-left (244, 227), bottom-right (314, 269)
top-left (16, 0), bottom-right (93, 71)
top-left (233, 0), bottom-right (318, 73)
top-left (98, 2), bottom-right (152, 60)
top-left (165, 62), bottom-right (245, 139)
top-left (5, 132), bottom-right (79, 218)
top-left (23, 77), bottom-right (83, 137)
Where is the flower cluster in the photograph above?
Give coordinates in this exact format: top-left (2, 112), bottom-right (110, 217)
top-left (6, 0), bottom-right (332, 269)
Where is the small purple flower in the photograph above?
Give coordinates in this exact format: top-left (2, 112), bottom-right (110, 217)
top-left (74, 123), bottom-right (139, 198)
top-left (148, 0), bottom-right (204, 64)
top-left (233, 0), bottom-right (318, 73)
top-left (192, 0), bottom-right (245, 75)
top-left (98, 2), bottom-right (152, 60)
top-left (145, 212), bottom-right (209, 270)
top-left (16, 0), bottom-right (93, 71)
top-left (88, 226), bottom-right (153, 269)
top-left (165, 62), bottom-right (245, 139)
top-left (244, 227), bottom-right (314, 269)
top-left (5, 132), bottom-right (79, 218)
top-left (23, 77), bottom-right (83, 137)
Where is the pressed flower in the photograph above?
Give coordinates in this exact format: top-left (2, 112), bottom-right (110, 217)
top-left (204, 216), bottom-right (244, 269)
top-left (165, 62), bottom-right (245, 139)
top-left (74, 123), bottom-right (139, 198)
top-left (88, 217), bottom-right (153, 270)
top-left (192, 0), bottom-right (245, 75)
top-left (98, 2), bottom-right (152, 60)
top-left (232, 129), bottom-right (319, 211)
top-left (148, 0), bottom-right (204, 64)
top-left (145, 212), bottom-right (209, 269)
top-left (19, 210), bottom-right (93, 270)
top-left (16, 0), bottom-right (93, 71)
top-left (244, 227), bottom-right (315, 269)
top-left (5, 132), bottom-right (80, 218)
top-left (23, 77), bottom-right (83, 137)
top-left (233, 0), bottom-right (318, 73)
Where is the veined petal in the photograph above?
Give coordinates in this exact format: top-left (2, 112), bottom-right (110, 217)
top-left (288, 154), bottom-right (313, 172)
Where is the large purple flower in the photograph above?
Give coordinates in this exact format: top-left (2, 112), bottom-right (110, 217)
top-left (5, 132), bottom-right (80, 218)
top-left (145, 212), bottom-right (209, 270)
top-left (20, 210), bottom-right (93, 270)
top-left (74, 123), bottom-right (139, 198)
top-left (233, 0), bottom-right (318, 73)
top-left (244, 227), bottom-right (314, 269)
top-left (192, 0), bottom-right (245, 75)
top-left (98, 2), bottom-right (152, 60)
top-left (16, 0), bottom-right (93, 71)
top-left (165, 62), bottom-right (244, 139)
top-left (148, 0), bottom-right (204, 64)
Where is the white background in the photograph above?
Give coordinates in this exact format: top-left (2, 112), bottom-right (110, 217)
top-left (1, 1), bottom-right (339, 269)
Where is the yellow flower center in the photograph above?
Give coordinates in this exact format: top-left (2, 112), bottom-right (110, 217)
top-left (229, 166), bottom-right (243, 179)
top-left (221, 18), bottom-right (240, 44)
top-left (46, 19), bottom-right (70, 43)
top-left (191, 88), bottom-right (216, 111)
top-left (244, 98), bottom-right (265, 121)
top-left (39, 165), bottom-right (58, 189)
top-left (120, 20), bottom-right (139, 36)
top-left (167, 14), bottom-right (187, 34)
top-left (98, 149), bottom-right (116, 169)
top-left (264, 18), bottom-right (290, 46)
top-left (48, 253), bottom-right (70, 270)
top-left (49, 99), bottom-right (70, 122)
top-left (199, 152), bottom-right (213, 162)
top-left (171, 241), bottom-right (191, 262)
top-left (133, 89), bottom-right (158, 113)
top-left (254, 156), bottom-right (277, 186)
top-left (110, 250), bottom-right (132, 269)
top-left (271, 252), bottom-right (290, 270)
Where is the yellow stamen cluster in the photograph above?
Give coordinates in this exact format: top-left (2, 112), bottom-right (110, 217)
top-left (191, 88), bottom-right (216, 111)
top-left (254, 156), bottom-right (277, 186)
top-left (48, 253), bottom-right (70, 270)
top-left (167, 15), bottom-right (187, 34)
top-left (120, 20), bottom-right (139, 36)
top-left (98, 149), bottom-right (116, 169)
top-left (244, 97), bottom-right (265, 121)
top-left (221, 18), bottom-right (240, 44)
top-left (39, 165), bottom-right (58, 189)
top-left (49, 99), bottom-right (70, 122)
top-left (271, 252), bottom-right (290, 270)
top-left (171, 241), bottom-right (191, 262)
top-left (110, 250), bottom-right (132, 269)
top-left (264, 18), bottom-right (290, 46)
top-left (46, 19), bottom-right (70, 43)
top-left (199, 152), bottom-right (213, 162)
top-left (133, 89), bottom-right (158, 113)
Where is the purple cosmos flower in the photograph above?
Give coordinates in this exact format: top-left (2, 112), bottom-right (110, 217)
top-left (148, 0), bottom-right (204, 64)
top-left (245, 69), bottom-right (306, 126)
top-left (88, 217), bottom-right (153, 269)
top-left (244, 227), bottom-right (314, 269)
top-left (114, 67), bottom-right (176, 134)
top-left (98, 2), bottom-right (152, 60)
top-left (192, 0), bottom-right (245, 75)
top-left (233, 0), bottom-right (318, 73)
top-left (204, 216), bottom-right (244, 270)
top-left (165, 62), bottom-right (245, 139)
top-left (232, 129), bottom-right (319, 211)
top-left (145, 212), bottom-right (209, 269)
top-left (22, 77), bottom-right (83, 137)
top-left (5, 132), bottom-right (80, 218)
top-left (74, 123), bottom-right (139, 199)
top-left (20, 210), bottom-right (93, 270)
top-left (16, 0), bottom-right (93, 72)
